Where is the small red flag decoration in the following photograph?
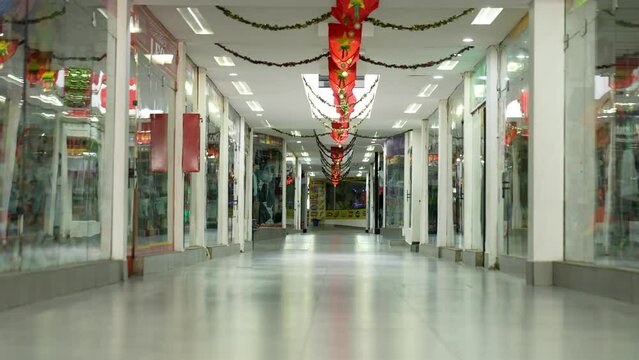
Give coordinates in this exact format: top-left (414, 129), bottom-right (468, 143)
top-left (151, 113), bottom-right (169, 173)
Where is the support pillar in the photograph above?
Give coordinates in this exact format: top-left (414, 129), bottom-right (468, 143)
top-left (437, 99), bottom-right (451, 248)
top-left (191, 69), bottom-right (207, 248)
top-left (528, 0), bottom-right (565, 285)
top-left (218, 99), bottom-right (230, 245)
top-left (409, 128), bottom-right (424, 244)
top-left (237, 117), bottom-right (246, 250)
top-left (485, 46), bottom-right (500, 268)
top-left (282, 141), bottom-right (287, 229)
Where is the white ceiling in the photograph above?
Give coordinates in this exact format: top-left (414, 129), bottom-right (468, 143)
top-left (145, 1), bottom-right (527, 169)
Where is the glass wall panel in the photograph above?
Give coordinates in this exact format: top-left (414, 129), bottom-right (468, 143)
top-left (385, 134), bottom-right (404, 228)
top-left (565, 0), bottom-right (639, 269)
top-left (0, 0), bottom-right (113, 272)
top-left (286, 156), bottom-right (295, 226)
top-left (469, 59), bottom-right (487, 251)
top-left (183, 58), bottom-right (196, 247)
top-left (128, 6), bottom-right (177, 257)
top-left (205, 78), bottom-right (222, 246)
top-left (500, 24), bottom-right (530, 257)
top-left (448, 85), bottom-right (464, 248)
top-left (253, 134), bottom-right (284, 227)
top-left (427, 111), bottom-right (439, 244)
top-left (228, 105), bottom-right (240, 243)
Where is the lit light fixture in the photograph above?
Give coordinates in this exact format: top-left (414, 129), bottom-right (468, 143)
top-left (438, 61), bottom-right (459, 71)
top-left (130, 16), bottom-right (141, 33)
top-left (309, 172), bottom-right (316, 177)
top-left (38, 112), bottom-right (56, 119)
top-left (296, 141), bottom-right (302, 144)
top-left (304, 157), bottom-right (311, 163)
top-left (214, 56), bottom-right (235, 67)
top-left (364, 152), bottom-right (373, 157)
top-left (144, 54), bottom-right (174, 65)
top-left (263, 119), bottom-right (272, 128)
top-left (359, 166), bottom-right (365, 170)
top-left (96, 8), bottom-right (108, 19)
top-left (246, 100), bottom-right (264, 112)
top-left (232, 81), bottom-right (253, 95)
top-left (366, 146), bottom-right (375, 151)
top-left (507, 62), bottom-right (523, 73)
top-left (404, 103), bottom-right (422, 114)
top-left (478, 75), bottom-right (488, 81)
top-left (256, 114), bottom-right (263, 117)
top-left (456, 104), bottom-right (464, 117)
top-left (433, 75), bottom-right (444, 80)
top-left (291, 131), bottom-right (302, 137)
top-left (462, 37), bottom-right (474, 43)
top-left (229, 73), bottom-right (239, 77)
top-left (301, 152), bottom-right (310, 157)
top-left (392, 120), bottom-right (408, 129)
top-left (357, 172), bottom-right (363, 177)
top-left (177, 7), bottom-right (214, 35)
top-left (472, 7), bottom-right (504, 25)
top-left (417, 84), bottom-right (438, 98)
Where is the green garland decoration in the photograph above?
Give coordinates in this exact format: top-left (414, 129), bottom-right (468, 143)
top-left (303, 76), bottom-right (379, 110)
top-left (360, 46), bottom-right (474, 70)
top-left (215, 43), bottom-right (328, 67)
top-left (271, 128), bottom-right (411, 140)
top-left (7, 6), bottom-right (66, 25)
top-left (366, 8), bottom-right (475, 31)
top-left (602, 9), bottom-right (639, 29)
top-left (216, 43), bottom-right (472, 70)
top-left (215, 6), bottom-right (475, 32)
top-left (216, 6), bottom-right (332, 31)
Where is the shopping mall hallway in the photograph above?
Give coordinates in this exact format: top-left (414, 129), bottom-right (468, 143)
top-left (0, 228), bottom-right (638, 360)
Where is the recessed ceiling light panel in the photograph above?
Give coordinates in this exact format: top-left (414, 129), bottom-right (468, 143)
top-left (214, 56), bottom-right (235, 67)
top-left (232, 81), bottom-right (253, 95)
top-left (472, 7), bottom-right (504, 25)
top-left (246, 100), bottom-right (264, 112)
top-left (404, 103), bottom-right (422, 114)
top-left (417, 84), bottom-right (438, 98)
top-left (438, 61), bottom-right (459, 71)
top-left (177, 7), bottom-right (214, 35)
top-left (392, 120), bottom-right (408, 129)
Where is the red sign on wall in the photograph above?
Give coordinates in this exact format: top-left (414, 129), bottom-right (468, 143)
top-left (183, 113), bottom-right (201, 173)
top-left (150, 113), bottom-right (168, 173)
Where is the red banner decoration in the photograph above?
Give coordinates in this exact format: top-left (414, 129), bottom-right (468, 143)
top-left (333, 0), bottom-right (379, 25)
top-left (183, 113), bottom-right (201, 173)
top-left (0, 40), bottom-right (19, 65)
top-left (329, 60), bottom-right (357, 101)
top-left (151, 113), bottom-right (169, 173)
top-left (328, 23), bottom-right (361, 70)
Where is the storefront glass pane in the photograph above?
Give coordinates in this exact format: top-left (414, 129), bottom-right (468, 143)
top-left (449, 85), bottom-right (464, 248)
top-left (385, 134), bottom-right (404, 228)
top-left (500, 25), bottom-right (530, 257)
top-left (427, 111), bottom-right (439, 244)
top-left (565, 0), bottom-right (639, 269)
top-left (286, 157), bottom-right (295, 226)
top-left (0, 1), bottom-right (113, 272)
top-left (469, 60), bottom-right (487, 251)
top-left (205, 79), bottom-right (222, 246)
top-left (183, 58), bottom-right (196, 247)
top-left (253, 134), bottom-right (284, 227)
top-left (228, 105), bottom-right (240, 243)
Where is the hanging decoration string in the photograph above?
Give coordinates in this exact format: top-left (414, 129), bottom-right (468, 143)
top-left (215, 6), bottom-right (475, 32)
top-left (602, 9), bottom-right (639, 29)
top-left (52, 53), bottom-right (107, 62)
top-left (307, 94), bottom-right (377, 130)
top-left (215, 6), bottom-right (332, 31)
top-left (366, 9), bottom-right (475, 31)
top-left (271, 128), bottom-right (411, 140)
top-left (215, 43), bottom-right (328, 67)
top-left (360, 46), bottom-right (474, 70)
top-left (215, 43), bottom-right (473, 71)
top-left (6, 6), bottom-right (66, 24)
top-left (302, 76), bottom-right (379, 110)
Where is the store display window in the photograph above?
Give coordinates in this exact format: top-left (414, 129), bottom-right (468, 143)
top-left (128, 6), bottom-right (177, 257)
top-left (385, 134), bottom-right (404, 228)
top-left (253, 134), bottom-right (284, 227)
top-left (0, 1), bottom-right (113, 272)
top-left (448, 84), bottom-right (464, 248)
top-left (286, 156), bottom-right (296, 225)
top-left (183, 58), bottom-right (197, 247)
top-left (499, 22), bottom-right (530, 257)
top-left (205, 78), bottom-right (222, 246)
top-left (565, 1), bottom-right (639, 269)
top-left (427, 111), bottom-right (439, 244)
top-left (228, 105), bottom-right (240, 243)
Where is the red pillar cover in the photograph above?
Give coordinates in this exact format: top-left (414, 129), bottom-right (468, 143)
top-left (183, 113), bottom-right (201, 173)
top-left (150, 113), bottom-right (168, 173)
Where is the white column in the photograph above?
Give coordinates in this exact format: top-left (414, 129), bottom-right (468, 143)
top-left (420, 119), bottom-right (429, 244)
top-left (409, 128), bottom-right (424, 244)
top-left (191, 69), bottom-right (207, 248)
top-left (109, 0), bottom-right (130, 264)
top-left (218, 99), bottom-right (230, 245)
top-left (485, 46), bottom-right (500, 267)
top-left (463, 72), bottom-right (483, 251)
top-left (403, 132), bottom-right (411, 240)
top-left (295, 159), bottom-right (302, 230)
top-left (246, 128), bottom-right (254, 242)
top-left (237, 117), bottom-right (246, 250)
top-left (528, 0), bottom-right (565, 285)
top-left (171, 41), bottom-right (186, 252)
top-left (437, 100), bottom-right (451, 248)
top-left (282, 141), bottom-right (287, 229)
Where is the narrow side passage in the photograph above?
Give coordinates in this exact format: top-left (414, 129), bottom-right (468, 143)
top-left (1, 229), bottom-right (638, 360)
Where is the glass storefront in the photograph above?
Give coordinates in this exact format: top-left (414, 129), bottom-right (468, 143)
top-left (228, 105), bottom-right (240, 243)
top-left (469, 59), bottom-right (487, 251)
top-left (253, 134), bottom-right (284, 227)
top-left (205, 78), bottom-right (222, 246)
top-left (565, 0), bottom-right (639, 269)
top-left (128, 6), bottom-right (177, 257)
top-left (286, 156), bottom-right (295, 226)
top-left (448, 84), bottom-right (464, 248)
top-left (183, 58), bottom-right (196, 248)
top-left (500, 21), bottom-right (530, 258)
top-left (427, 111), bottom-right (439, 244)
top-left (385, 134), bottom-right (404, 228)
top-left (0, 1), bottom-right (113, 272)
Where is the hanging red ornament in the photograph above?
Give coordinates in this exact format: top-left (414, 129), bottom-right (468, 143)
top-left (333, 0), bottom-right (379, 25)
top-left (329, 59), bottom-right (357, 91)
top-left (0, 40), bottom-right (19, 65)
top-left (331, 146), bottom-right (345, 162)
top-left (328, 23), bottom-right (361, 70)
top-left (26, 50), bottom-right (52, 85)
top-left (331, 128), bottom-right (350, 145)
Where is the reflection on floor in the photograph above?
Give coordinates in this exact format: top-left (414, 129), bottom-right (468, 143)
top-left (1, 228), bottom-right (639, 360)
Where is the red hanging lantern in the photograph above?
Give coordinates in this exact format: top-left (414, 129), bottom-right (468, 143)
top-left (331, 129), bottom-right (350, 145)
top-left (328, 23), bottom-right (361, 71)
top-left (331, 146), bottom-right (345, 162)
top-left (0, 40), bottom-right (19, 65)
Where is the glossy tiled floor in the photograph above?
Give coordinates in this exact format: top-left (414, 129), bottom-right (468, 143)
top-left (2, 229), bottom-right (639, 360)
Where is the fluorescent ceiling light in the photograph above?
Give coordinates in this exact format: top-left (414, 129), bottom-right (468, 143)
top-left (286, 156), bottom-right (296, 162)
top-left (304, 157), bottom-right (311, 162)
top-left (177, 7), bottom-right (214, 35)
top-left (214, 56), bottom-right (235, 67)
top-left (229, 73), bottom-right (238, 77)
top-left (462, 38), bottom-right (474, 43)
top-left (417, 84), bottom-right (438, 98)
top-left (263, 119), bottom-right (272, 128)
top-left (359, 166), bottom-right (365, 170)
top-left (472, 8), bottom-right (503, 25)
top-left (507, 62), bottom-right (523, 73)
top-left (291, 131), bottom-right (302, 137)
top-left (404, 103), bottom-right (422, 114)
top-left (144, 54), bottom-right (174, 65)
top-left (366, 146), bottom-right (375, 151)
top-left (97, 8), bottom-right (108, 19)
top-left (296, 141), bottom-right (302, 144)
top-left (392, 120), bottom-right (408, 129)
top-left (433, 75), bottom-right (444, 80)
top-left (357, 173), bottom-right (363, 177)
top-left (438, 61), bottom-right (459, 71)
top-left (301, 152), bottom-right (310, 157)
top-left (246, 100), bottom-right (264, 112)
top-left (256, 113), bottom-right (263, 117)
top-left (232, 81), bottom-right (253, 95)
top-left (364, 152), bottom-right (373, 157)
